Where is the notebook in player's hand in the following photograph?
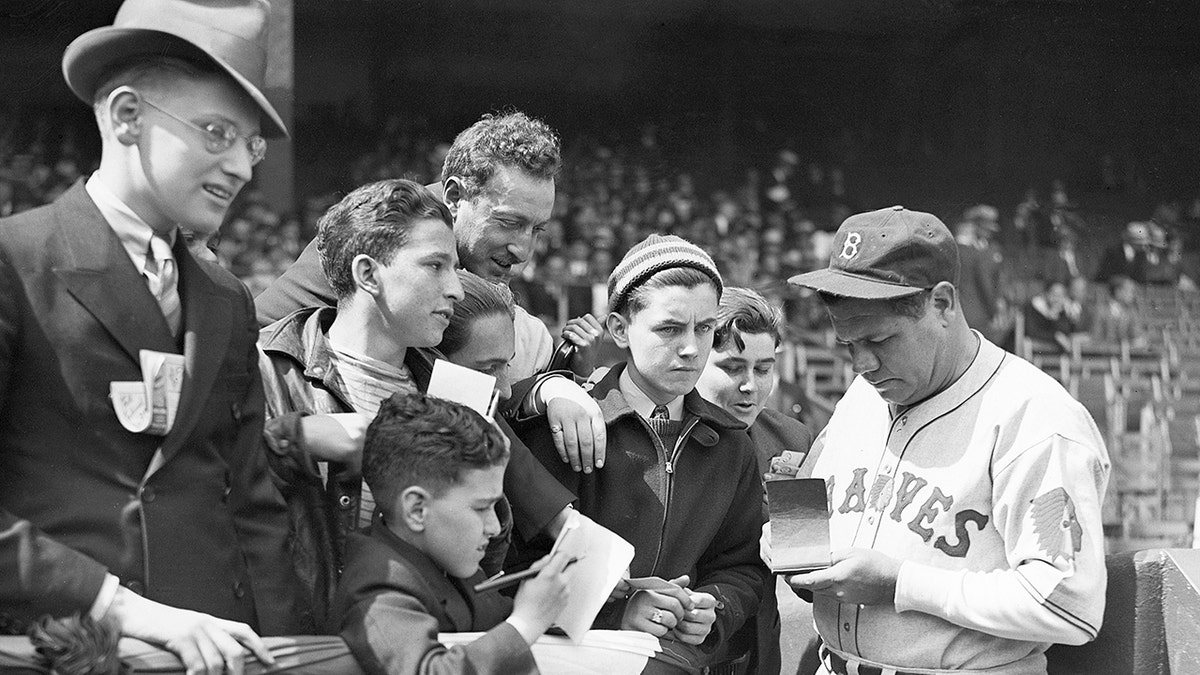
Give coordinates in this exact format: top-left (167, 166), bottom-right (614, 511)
top-left (765, 478), bottom-right (831, 574)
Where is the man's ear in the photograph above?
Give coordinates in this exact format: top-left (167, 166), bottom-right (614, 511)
top-left (930, 281), bottom-right (958, 323)
top-left (606, 311), bottom-right (630, 349)
top-left (442, 176), bottom-right (466, 218)
top-left (351, 253), bottom-right (382, 297)
top-left (107, 87), bottom-right (143, 146)
top-left (398, 486), bottom-right (431, 532)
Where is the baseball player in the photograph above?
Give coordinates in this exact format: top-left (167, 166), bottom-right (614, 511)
top-left (774, 206), bottom-right (1110, 675)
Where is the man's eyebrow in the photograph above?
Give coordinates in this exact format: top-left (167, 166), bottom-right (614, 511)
top-left (490, 206), bottom-right (529, 222)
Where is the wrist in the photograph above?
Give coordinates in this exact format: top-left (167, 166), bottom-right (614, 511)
top-left (505, 615), bottom-right (544, 644)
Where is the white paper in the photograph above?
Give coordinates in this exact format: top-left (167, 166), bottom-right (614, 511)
top-left (109, 349), bottom-right (185, 436)
top-left (439, 630), bottom-right (659, 674)
top-left (548, 510), bottom-right (636, 644)
top-left (427, 359), bottom-right (498, 418)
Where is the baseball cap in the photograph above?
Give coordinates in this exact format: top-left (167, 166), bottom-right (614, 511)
top-left (788, 205), bottom-right (960, 299)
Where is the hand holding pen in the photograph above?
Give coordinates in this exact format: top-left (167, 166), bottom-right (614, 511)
top-left (503, 551), bottom-right (576, 644)
top-left (475, 555), bottom-right (584, 593)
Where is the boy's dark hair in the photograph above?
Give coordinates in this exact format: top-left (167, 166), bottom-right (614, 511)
top-left (316, 179), bottom-right (453, 299)
top-left (362, 392), bottom-right (509, 511)
top-left (713, 287), bottom-right (785, 352)
top-left (442, 111), bottom-right (561, 199)
top-left (818, 289), bottom-right (931, 320)
top-left (438, 270), bottom-right (515, 358)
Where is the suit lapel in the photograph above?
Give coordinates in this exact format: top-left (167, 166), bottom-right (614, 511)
top-left (51, 183), bottom-right (176, 363)
top-left (151, 247), bottom-right (231, 473)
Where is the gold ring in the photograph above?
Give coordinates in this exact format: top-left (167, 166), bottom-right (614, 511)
top-left (650, 609), bottom-right (664, 624)
top-left (550, 424), bottom-right (563, 433)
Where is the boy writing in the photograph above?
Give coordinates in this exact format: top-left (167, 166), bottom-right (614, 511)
top-left (516, 235), bottom-right (769, 669)
top-left (333, 391), bottom-right (572, 675)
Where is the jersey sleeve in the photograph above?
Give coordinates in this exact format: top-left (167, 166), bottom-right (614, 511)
top-left (894, 430), bottom-right (1110, 645)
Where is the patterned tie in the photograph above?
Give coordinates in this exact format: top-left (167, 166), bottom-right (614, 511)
top-left (647, 404), bottom-right (675, 445)
top-left (144, 235), bottom-right (182, 337)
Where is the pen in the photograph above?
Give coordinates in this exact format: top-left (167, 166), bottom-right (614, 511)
top-left (473, 557), bottom-right (582, 593)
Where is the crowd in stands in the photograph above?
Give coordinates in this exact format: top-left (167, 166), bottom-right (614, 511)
top-left (4, 109), bottom-right (1199, 341)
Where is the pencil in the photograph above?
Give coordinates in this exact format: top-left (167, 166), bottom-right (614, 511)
top-left (473, 557), bottom-right (582, 593)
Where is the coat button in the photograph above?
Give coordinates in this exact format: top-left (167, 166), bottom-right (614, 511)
top-left (843, 621), bottom-right (851, 631)
top-left (231, 403), bottom-right (242, 421)
top-left (127, 581), bottom-right (145, 595)
top-left (338, 495), bottom-right (353, 509)
top-left (233, 581), bottom-right (246, 599)
top-left (141, 487), bottom-right (156, 503)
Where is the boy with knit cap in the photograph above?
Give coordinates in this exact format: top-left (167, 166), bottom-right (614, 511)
top-left (514, 234), bottom-right (769, 670)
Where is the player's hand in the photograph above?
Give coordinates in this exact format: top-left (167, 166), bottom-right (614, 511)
top-left (669, 591), bottom-right (718, 645)
top-left (759, 521), bottom-right (772, 566)
top-left (540, 377), bottom-right (607, 473)
top-left (108, 586), bottom-right (274, 674)
top-left (620, 575), bottom-right (694, 638)
top-left (510, 552), bottom-right (573, 642)
top-left (786, 548), bottom-right (903, 606)
top-left (561, 314), bottom-right (604, 377)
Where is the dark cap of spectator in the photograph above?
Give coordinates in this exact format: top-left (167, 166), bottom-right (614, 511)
top-left (62, 0), bottom-right (287, 138)
top-left (789, 205), bottom-right (960, 299)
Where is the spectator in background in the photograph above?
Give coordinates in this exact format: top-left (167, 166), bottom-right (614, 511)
top-left (1095, 221), bottom-right (1151, 284)
top-left (1096, 276), bottom-right (1148, 347)
top-left (1044, 229), bottom-right (1084, 284)
top-left (1024, 280), bottom-right (1077, 353)
top-left (954, 205), bottom-right (1005, 343)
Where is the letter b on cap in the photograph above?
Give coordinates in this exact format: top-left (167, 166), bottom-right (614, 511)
top-left (840, 232), bottom-right (862, 260)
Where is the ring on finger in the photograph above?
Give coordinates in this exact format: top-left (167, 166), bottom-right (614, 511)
top-left (650, 609), bottom-right (664, 624)
top-left (550, 424), bottom-right (563, 434)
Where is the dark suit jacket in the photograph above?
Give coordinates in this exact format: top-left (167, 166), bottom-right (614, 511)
top-left (333, 521), bottom-right (536, 675)
top-left (0, 181), bottom-right (304, 633)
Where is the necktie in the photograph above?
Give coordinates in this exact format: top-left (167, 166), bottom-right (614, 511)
top-left (145, 235), bottom-right (182, 337)
top-left (650, 405), bottom-right (670, 421)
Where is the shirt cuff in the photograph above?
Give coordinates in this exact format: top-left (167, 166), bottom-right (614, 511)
top-left (505, 616), bottom-right (536, 643)
top-left (893, 560), bottom-right (951, 615)
top-left (89, 573), bottom-right (121, 621)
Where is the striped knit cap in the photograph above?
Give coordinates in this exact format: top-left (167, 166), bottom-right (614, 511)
top-left (607, 234), bottom-right (723, 314)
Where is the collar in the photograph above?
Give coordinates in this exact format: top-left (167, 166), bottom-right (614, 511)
top-left (85, 174), bottom-right (176, 273)
top-left (588, 363), bottom-right (743, 445)
top-left (618, 366), bottom-right (685, 421)
top-left (373, 511), bottom-right (459, 581)
top-left (887, 331), bottom-right (1004, 424)
top-left (259, 306), bottom-right (440, 396)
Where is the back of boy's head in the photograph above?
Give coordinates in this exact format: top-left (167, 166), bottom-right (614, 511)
top-left (362, 391), bottom-right (510, 513)
top-left (316, 179), bottom-right (454, 300)
top-left (713, 287), bottom-right (785, 352)
top-left (608, 234), bottom-right (723, 317)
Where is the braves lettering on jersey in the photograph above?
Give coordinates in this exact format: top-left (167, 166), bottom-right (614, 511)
top-left (805, 335), bottom-right (1110, 674)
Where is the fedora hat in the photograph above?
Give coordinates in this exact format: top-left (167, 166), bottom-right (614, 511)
top-left (62, 0), bottom-right (287, 138)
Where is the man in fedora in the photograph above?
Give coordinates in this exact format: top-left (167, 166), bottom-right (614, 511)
top-left (0, 0), bottom-right (305, 670)
top-left (765, 206), bottom-right (1110, 674)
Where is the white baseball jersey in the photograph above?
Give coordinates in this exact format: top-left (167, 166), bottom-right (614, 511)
top-left (806, 335), bottom-right (1110, 674)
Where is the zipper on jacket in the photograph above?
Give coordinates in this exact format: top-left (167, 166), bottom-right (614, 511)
top-left (650, 417), bottom-right (699, 574)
